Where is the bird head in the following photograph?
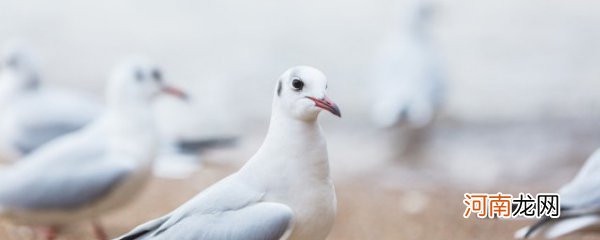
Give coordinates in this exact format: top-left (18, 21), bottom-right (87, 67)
top-left (274, 66), bottom-right (341, 121)
top-left (107, 57), bottom-right (188, 107)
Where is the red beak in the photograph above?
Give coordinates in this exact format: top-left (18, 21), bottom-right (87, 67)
top-left (307, 96), bottom-right (341, 118)
top-left (161, 85), bottom-right (189, 101)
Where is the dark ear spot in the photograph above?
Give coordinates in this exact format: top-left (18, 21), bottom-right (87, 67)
top-left (277, 80), bottom-right (282, 96)
top-left (135, 69), bottom-right (144, 82)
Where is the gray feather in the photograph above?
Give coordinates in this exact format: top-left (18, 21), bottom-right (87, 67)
top-left (13, 123), bottom-right (84, 154)
top-left (0, 161), bottom-right (130, 210)
top-left (0, 121), bottom-right (131, 210)
top-left (119, 202), bottom-right (292, 240)
top-left (175, 137), bottom-right (237, 154)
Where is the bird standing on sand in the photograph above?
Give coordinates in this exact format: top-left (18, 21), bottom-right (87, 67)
top-left (0, 58), bottom-right (188, 240)
top-left (515, 148), bottom-right (600, 239)
top-left (117, 66), bottom-right (341, 240)
top-left (0, 41), bottom-right (102, 161)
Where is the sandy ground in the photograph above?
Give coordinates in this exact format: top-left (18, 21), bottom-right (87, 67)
top-left (0, 166), bottom-right (598, 240)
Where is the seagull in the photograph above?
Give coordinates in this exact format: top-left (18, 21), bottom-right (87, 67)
top-left (515, 148), bottom-right (600, 239)
top-left (0, 57), bottom-right (188, 240)
top-left (0, 41), bottom-right (102, 161)
top-left (116, 66), bottom-right (341, 240)
top-left (0, 41), bottom-right (229, 172)
top-left (370, 0), bottom-right (444, 128)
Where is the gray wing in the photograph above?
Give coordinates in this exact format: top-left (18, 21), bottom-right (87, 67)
top-left (175, 137), bottom-right (237, 154)
top-left (517, 150), bottom-right (600, 238)
top-left (118, 202), bottom-right (293, 240)
top-left (515, 214), bottom-right (600, 239)
top-left (117, 214), bottom-right (173, 240)
top-left (0, 159), bottom-right (131, 210)
top-left (13, 123), bottom-right (84, 154)
top-left (558, 149), bottom-right (600, 208)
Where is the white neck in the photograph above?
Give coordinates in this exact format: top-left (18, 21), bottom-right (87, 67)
top-left (0, 74), bottom-right (20, 107)
top-left (104, 101), bottom-right (158, 165)
top-left (240, 100), bottom-right (330, 186)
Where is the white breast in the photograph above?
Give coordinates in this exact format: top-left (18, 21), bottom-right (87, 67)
top-left (264, 177), bottom-right (336, 240)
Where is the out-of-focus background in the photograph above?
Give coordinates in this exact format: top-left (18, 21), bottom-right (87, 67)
top-left (0, 0), bottom-right (600, 239)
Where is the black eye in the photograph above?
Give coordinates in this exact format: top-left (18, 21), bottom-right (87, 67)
top-left (292, 78), bottom-right (304, 91)
top-left (152, 69), bottom-right (162, 82)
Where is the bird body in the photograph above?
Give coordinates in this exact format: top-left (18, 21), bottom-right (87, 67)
top-left (236, 109), bottom-right (336, 240)
top-left (118, 66), bottom-right (340, 240)
top-left (0, 42), bottom-right (101, 160)
top-left (0, 116), bottom-right (155, 226)
top-left (0, 58), bottom-right (187, 239)
top-left (0, 86), bottom-right (101, 156)
top-left (515, 149), bottom-right (600, 238)
top-left (371, 0), bottom-right (443, 128)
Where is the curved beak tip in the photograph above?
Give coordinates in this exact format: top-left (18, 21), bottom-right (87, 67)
top-left (308, 96), bottom-right (342, 118)
top-left (331, 105), bottom-right (342, 118)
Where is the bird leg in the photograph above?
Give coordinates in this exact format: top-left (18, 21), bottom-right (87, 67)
top-left (91, 220), bottom-right (108, 240)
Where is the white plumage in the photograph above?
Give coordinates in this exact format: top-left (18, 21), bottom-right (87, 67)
top-left (515, 148), bottom-right (600, 239)
top-left (0, 58), bottom-right (187, 240)
top-left (0, 41), bottom-right (102, 161)
top-left (371, 0), bottom-right (443, 128)
top-left (117, 66), bottom-right (341, 240)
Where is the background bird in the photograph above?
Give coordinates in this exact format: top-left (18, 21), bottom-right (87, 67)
top-left (0, 40), bottom-right (235, 178)
top-left (116, 66), bottom-right (341, 240)
top-left (515, 148), bottom-right (600, 239)
top-left (0, 40), bottom-right (102, 161)
top-left (152, 136), bottom-right (237, 179)
top-left (368, 0), bottom-right (445, 163)
top-left (0, 57), bottom-right (187, 240)
top-left (370, 0), bottom-right (444, 129)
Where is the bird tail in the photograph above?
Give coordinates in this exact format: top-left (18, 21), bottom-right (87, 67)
top-left (117, 215), bottom-right (171, 240)
top-left (514, 206), bottom-right (600, 239)
top-left (544, 215), bottom-right (600, 238)
top-left (175, 136), bottom-right (238, 154)
top-left (514, 216), bottom-right (553, 239)
top-left (118, 229), bottom-right (152, 240)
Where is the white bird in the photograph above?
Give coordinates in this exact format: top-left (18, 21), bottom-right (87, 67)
top-left (0, 41), bottom-right (230, 176)
top-left (0, 58), bottom-right (188, 240)
top-left (370, 0), bottom-right (444, 128)
top-left (0, 41), bottom-right (102, 161)
top-left (515, 148), bottom-right (600, 239)
top-left (116, 66), bottom-right (341, 240)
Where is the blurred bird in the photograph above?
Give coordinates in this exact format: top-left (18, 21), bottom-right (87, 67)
top-left (116, 66), bottom-right (340, 240)
top-left (515, 148), bottom-right (600, 239)
top-left (370, 0), bottom-right (444, 128)
top-left (0, 41), bottom-right (102, 161)
top-left (0, 41), bottom-right (234, 175)
top-left (0, 58), bottom-right (188, 240)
